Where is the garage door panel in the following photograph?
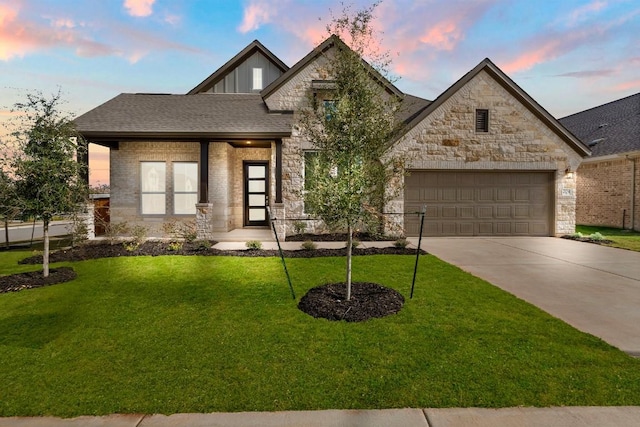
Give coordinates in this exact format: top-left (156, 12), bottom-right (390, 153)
top-left (442, 206), bottom-right (456, 218)
top-left (458, 223), bottom-right (474, 235)
top-left (477, 206), bottom-right (493, 218)
top-left (459, 206), bottom-right (474, 218)
top-left (405, 171), bottom-right (552, 237)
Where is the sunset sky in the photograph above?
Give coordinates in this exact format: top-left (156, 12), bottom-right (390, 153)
top-left (1, 0), bottom-right (639, 186)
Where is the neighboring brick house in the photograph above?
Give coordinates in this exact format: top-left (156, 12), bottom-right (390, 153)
top-left (75, 36), bottom-right (590, 238)
top-left (559, 93), bottom-right (640, 231)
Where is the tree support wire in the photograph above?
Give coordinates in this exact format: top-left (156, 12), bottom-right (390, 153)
top-left (267, 207), bottom-right (296, 300)
top-left (410, 205), bottom-right (426, 299)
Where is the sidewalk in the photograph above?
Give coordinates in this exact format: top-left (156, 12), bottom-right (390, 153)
top-left (2, 407), bottom-right (640, 427)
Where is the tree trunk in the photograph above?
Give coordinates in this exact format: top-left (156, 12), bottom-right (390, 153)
top-left (346, 224), bottom-right (353, 301)
top-left (43, 220), bottom-right (50, 278)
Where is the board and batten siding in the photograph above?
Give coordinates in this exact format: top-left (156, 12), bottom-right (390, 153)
top-left (212, 51), bottom-right (283, 93)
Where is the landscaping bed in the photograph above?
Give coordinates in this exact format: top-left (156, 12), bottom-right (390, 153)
top-left (18, 241), bottom-right (421, 265)
top-left (0, 267), bottom-right (76, 294)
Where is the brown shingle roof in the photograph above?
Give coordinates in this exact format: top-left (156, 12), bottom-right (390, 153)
top-left (74, 93), bottom-right (292, 140)
top-left (559, 92), bottom-right (640, 157)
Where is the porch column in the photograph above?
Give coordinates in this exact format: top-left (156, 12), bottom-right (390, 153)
top-left (199, 140), bottom-right (209, 203)
top-left (275, 139), bottom-right (282, 203)
top-left (196, 140), bottom-right (213, 240)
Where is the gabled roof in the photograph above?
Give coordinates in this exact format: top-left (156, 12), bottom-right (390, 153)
top-left (74, 93), bottom-right (292, 141)
top-left (559, 92), bottom-right (640, 157)
top-left (396, 58), bottom-right (591, 157)
top-left (262, 34), bottom-right (405, 101)
top-left (187, 40), bottom-right (289, 95)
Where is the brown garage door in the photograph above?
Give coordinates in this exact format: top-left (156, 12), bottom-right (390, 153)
top-left (405, 171), bottom-right (553, 237)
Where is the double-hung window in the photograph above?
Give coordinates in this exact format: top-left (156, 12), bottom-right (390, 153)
top-left (173, 162), bottom-right (198, 215)
top-left (141, 162), bottom-right (166, 215)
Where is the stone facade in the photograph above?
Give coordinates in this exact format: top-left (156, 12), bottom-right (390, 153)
top-left (105, 49), bottom-right (587, 239)
top-left (577, 157), bottom-right (640, 230)
top-left (386, 70), bottom-right (583, 236)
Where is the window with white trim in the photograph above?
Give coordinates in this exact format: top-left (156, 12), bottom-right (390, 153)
top-left (141, 162), bottom-right (166, 215)
top-left (252, 68), bottom-right (263, 90)
top-left (173, 162), bottom-right (198, 215)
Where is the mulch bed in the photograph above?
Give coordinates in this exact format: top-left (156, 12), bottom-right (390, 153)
top-left (298, 282), bottom-right (405, 322)
top-left (18, 241), bottom-right (422, 265)
top-left (561, 235), bottom-right (613, 245)
top-left (0, 267), bottom-right (77, 294)
top-left (286, 232), bottom-right (392, 242)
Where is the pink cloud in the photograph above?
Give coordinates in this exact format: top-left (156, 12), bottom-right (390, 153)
top-left (566, 0), bottom-right (607, 26)
top-left (613, 79), bottom-right (640, 92)
top-left (419, 20), bottom-right (464, 51)
top-left (123, 0), bottom-right (155, 18)
top-left (237, 1), bottom-right (272, 33)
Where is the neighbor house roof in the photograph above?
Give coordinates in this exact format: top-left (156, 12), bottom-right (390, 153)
top-left (559, 92), bottom-right (640, 157)
top-left (74, 93), bottom-right (292, 141)
top-left (187, 40), bottom-right (289, 95)
top-left (394, 58), bottom-right (591, 157)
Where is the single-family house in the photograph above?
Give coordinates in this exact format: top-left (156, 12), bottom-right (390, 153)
top-left (559, 92), bottom-right (640, 231)
top-left (75, 36), bottom-right (590, 239)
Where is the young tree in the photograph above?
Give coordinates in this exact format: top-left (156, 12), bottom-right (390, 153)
top-left (0, 170), bottom-right (22, 249)
top-left (11, 91), bottom-right (88, 276)
top-left (298, 3), bottom-right (403, 300)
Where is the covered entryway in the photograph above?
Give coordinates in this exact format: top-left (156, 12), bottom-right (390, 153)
top-left (405, 171), bottom-right (554, 237)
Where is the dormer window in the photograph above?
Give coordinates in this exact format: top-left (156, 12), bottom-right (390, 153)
top-left (252, 68), bottom-right (263, 90)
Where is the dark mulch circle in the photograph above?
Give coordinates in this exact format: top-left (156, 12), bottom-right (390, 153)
top-left (298, 282), bottom-right (405, 322)
top-left (19, 242), bottom-right (422, 265)
top-left (0, 267), bottom-right (77, 294)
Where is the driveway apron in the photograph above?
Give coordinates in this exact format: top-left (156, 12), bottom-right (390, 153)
top-left (417, 237), bottom-right (640, 356)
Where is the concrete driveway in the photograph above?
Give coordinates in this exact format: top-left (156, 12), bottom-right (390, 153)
top-left (415, 237), bottom-right (640, 356)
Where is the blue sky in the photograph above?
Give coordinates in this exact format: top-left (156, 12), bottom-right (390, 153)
top-left (1, 0), bottom-right (639, 185)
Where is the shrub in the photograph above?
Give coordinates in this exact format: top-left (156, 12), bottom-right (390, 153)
top-left (195, 239), bottom-right (212, 251)
top-left (246, 240), bottom-right (262, 250)
top-left (570, 232), bottom-right (584, 239)
top-left (163, 220), bottom-right (197, 243)
top-left (393, 238), bottom-right (409, 249)
top-left (167, 241), bottom-right (183, 252)
top-left (589, 232), bottom-right (606, 241)
top-left (301, 240), bottom-right (317, 251)
top-left (103, 221), bottom-right (130, 245)
top-left (293, 221), bottom-right (307, 235)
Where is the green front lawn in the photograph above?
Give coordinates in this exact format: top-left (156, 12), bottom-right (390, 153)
top-left (1, 252), bottom-right (639, 417)
top-left (576, 225), bottom-right (640, 252)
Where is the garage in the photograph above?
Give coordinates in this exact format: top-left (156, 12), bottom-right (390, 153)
top-left (405, 171), bottom-right (554, 237)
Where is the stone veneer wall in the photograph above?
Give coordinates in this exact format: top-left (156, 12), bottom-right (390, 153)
top-left (110, 141), bottom-right (200, 236)
top-left (266, 56), bottom-right (587, 237)
top-left (385, 70), bottom-right (584, 236)
top-left (577, 157), bottom-right (640, 230)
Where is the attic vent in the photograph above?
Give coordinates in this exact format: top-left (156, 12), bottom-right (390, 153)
top-left (476, 109), bottom-right (489, 132)
top-left (588, 138), bottom-right (605, 147)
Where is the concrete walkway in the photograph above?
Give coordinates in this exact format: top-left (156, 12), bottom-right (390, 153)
top-left (417, 237), bottom-right (640, 356)
top-left (2, 407), bottom-right (640, 427)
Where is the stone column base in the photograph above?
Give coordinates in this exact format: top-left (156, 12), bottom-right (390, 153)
top-left (270, 203), bottom-right (286, 240)
top-left (196, 203), bottom-right (214, 240)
